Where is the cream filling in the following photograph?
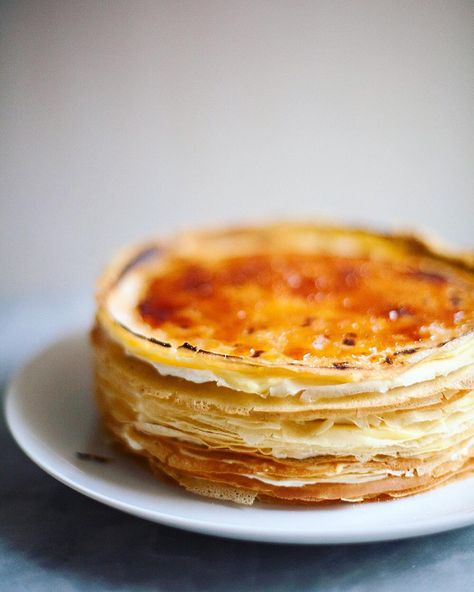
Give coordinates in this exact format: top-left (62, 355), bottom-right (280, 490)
top-left (118, 421), bottom-right (472, 486)
top-left (242, 470), bottom-right (411, 487)
top-left (141, 342), bottom-right (474, 398)
top-left (131, 388), bottom-right (474, 460)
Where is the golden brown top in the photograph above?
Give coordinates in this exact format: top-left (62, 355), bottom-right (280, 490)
top-left (97, 224), bottom-right (474, 384)
top-left (137, 252), bottom-right (474, 365)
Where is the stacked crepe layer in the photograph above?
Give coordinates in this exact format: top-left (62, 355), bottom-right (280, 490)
top-left (93, 223), bottom-right (474, 503)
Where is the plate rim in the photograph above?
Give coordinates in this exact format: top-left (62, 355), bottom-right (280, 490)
top-left (5, 330), bottom-right (474, 545)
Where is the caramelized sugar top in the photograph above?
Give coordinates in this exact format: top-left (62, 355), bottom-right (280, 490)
top-left (137, 253), bottom-right (474, 364)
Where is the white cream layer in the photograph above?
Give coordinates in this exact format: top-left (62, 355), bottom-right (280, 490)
top-left (144, 342), bottom-right (474, 398)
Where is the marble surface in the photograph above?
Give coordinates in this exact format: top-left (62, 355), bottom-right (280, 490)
top-left (2, 298), bottom-right (474, 592)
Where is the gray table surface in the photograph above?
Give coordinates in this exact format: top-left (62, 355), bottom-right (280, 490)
top-left (1, 298), bottom-right (474, 592)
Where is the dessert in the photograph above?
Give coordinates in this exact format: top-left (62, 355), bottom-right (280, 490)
top-left (92, 223), bottom-right (474, 503)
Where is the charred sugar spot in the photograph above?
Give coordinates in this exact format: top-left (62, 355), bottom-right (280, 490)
top-left (342, 337), bottom-right (356, 346)
top-left (179, 342), bottom-right (198, 352)
top-left (148, 337), bottom-right (172, 348)
top-left (116, 323), bottom-right (172, 348)
top-left (393, 347), bottom-right (419, 356)
top-left (180, 266), bottom-right (214, 296)
top-left (250, 349), bottom-right (265, 358)
top-left (450, 294), bottom-right (461, 307)
top-left (138, 299), bottom-right (178, 324)
top-left (384, 356), bottom-right (394, 365)
top-left (333, 361), bottom-right (350, 369)
top-left (193, 348), bottom-right (243, 361)
top-left (407, 269), bottom-right (447, 284)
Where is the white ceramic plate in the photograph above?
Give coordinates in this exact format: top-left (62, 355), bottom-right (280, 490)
top-left (5, 332), bottom-right (474, 544)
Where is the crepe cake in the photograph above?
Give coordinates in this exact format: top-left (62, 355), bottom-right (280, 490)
top-left (92, 224), bottom-right (474, 504)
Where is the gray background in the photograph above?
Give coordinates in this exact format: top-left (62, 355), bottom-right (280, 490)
top-left (1, 0), bottom-right (473, 298)
top-left (1, 2), bottom-right (474, 590)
